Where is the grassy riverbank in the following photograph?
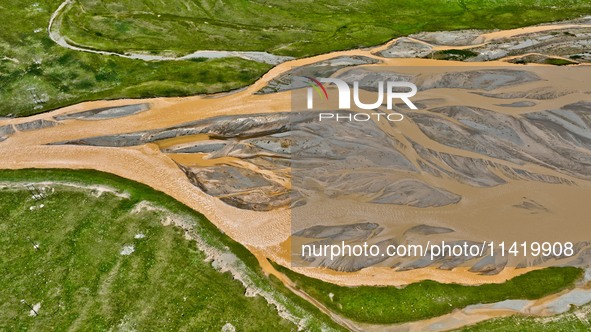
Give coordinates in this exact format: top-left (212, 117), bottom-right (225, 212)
top-left (0, 168), bottom-right (586, 330)
top-left (0, 169), bottom-right (343, 331)
top-left (458, 302), bottom-right (591, 331)
top-left (0, 0), bottom-right (270, 117)
top-left (275, 263), bottom-right (583, 324)
top-left (3, 0), bottom-right (591, 117)
top-left (61, 0), bottom-right (591, 57)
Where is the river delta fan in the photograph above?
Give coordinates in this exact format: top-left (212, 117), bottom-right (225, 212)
top-left (2, 1), bottom-right (591, 331)
top-left (12, 63), bottom-right (591, 275)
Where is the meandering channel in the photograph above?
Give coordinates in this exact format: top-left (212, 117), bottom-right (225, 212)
top-left (47, 0), bottom-right (294, 65)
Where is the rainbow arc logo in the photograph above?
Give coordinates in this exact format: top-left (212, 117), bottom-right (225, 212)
top-left (304, 76), bottom-right (328, 100)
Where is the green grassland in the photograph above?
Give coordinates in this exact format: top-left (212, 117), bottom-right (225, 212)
top-left (458, 303), bottom-right (591, 331)
top-left (275, 263), bottom-right (583, 325)
top-left (0, 1), bottom-right (270, 118)
top-left (543, 58), bottom-right (579, 65)
top-left (61, 0), bottom-right (591, 57)
top-left (2, 1), bottom-right (591, 117)
top-left (0, 169), bottom-right (344, 331)
top-left (429, 49), bottom-right (479, 61)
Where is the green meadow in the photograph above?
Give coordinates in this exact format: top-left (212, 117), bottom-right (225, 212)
top-left (61, 0), bottom-right (591, 57)
top-left (2, 0), bottom-right (591, 117)
top-left (0, 1), bottom-right (270, 118)
top-left (275, 263), bottom-right (582, 324)
top-left (458, 303), bottom-right (591, 331)
top-left (0, 169), bottom-right (343, 331)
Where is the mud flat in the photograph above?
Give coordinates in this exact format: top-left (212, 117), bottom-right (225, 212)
top-left (14, 119), bottom-right (58, 132)
top-left (54, 103), bottom-right (150, 121)
top-left (375, 19), bottom-right (591, 64)
top-left (376, 38), bottom-right (433, 58)
top-left (256, 56), bottom-right (380, 94)
top-left (410, 30), bottom-right (486, 46)
top-left (471, 27), bottom-right (591, 63)
top-left (0, 125), bottom-right (14, 142)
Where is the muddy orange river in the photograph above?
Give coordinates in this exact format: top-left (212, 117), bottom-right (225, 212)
top-left (0, 25), bottom-right (591, 286)
top-left (2, 22), bottom-right (591, 330)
